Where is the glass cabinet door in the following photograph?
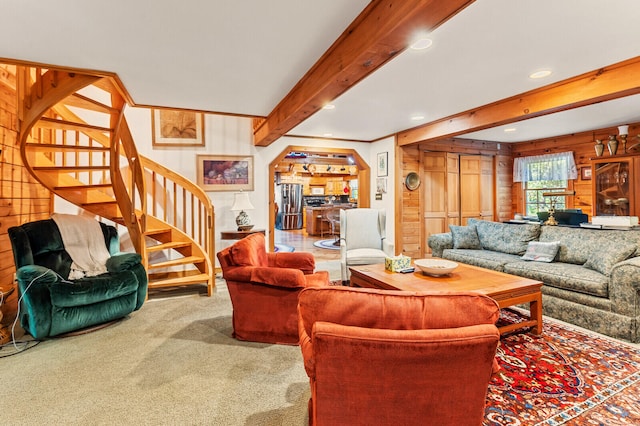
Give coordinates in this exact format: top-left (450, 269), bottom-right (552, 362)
top-left (593, 159), bottom-right (631, 216)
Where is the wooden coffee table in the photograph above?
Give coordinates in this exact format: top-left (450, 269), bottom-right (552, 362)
top-left (349, 262), bottom-right (543, 335)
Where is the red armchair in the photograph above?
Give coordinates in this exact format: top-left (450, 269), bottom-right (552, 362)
top-left (217, 233), bottom-right (330, 344)
top-left (298, 286), bottom-right (501, 426)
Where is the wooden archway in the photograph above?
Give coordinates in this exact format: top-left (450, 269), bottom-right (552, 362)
top-left (268, 145), bottom-right (371, 250)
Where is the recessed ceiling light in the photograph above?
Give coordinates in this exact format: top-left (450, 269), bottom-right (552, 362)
top-left (322, 104), bottom-right (335, 110)
top-left (529, 69), bottom-right (552, 79)
top-left (504, 127), bottom-right (517, 132)
top-left (323, 133), bottom-right (333, 137)
top-left (410, 38), bottom-right (433, 50)
top-left (411, 115), bottom-right (425, 121)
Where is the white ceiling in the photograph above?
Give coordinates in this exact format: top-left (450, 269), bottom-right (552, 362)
top-left (2, 0), bottom-right (640, 144)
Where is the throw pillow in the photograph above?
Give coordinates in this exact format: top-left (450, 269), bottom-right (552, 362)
top-left (521, 241), bottom-right (560, 262)
top-left (583, 243), bottom-right (636, 276)
top-left (450, 225), bottom-right (482, 250)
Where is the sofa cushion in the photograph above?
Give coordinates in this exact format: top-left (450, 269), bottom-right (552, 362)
top-left (539, 226), bottom-right (640, 265)
top-left (442, 249), bottom-right (523, 272)
top-left (503, 262), bottom-right (609, 298)
top-left (468, 219), bottom-right (540, 256)
top-left (521, 241), bottom-right (560, 263)
top-left (450, 225), bottom-right (482, 249)
top-left (470, 218), bottom-right (540, 255)
top-left (583, 243), bottom-right (636, 277)
top-left (346, 248), bottom-right (387, 265)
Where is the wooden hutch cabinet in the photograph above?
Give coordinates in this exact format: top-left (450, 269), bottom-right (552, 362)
top-left (591, 154), bottom-right (640, 216)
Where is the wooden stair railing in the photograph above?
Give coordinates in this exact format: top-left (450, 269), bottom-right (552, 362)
top-left (137, 154), bottom-right (215, 294)
top-left (15, 66), bottom-right (215, 296)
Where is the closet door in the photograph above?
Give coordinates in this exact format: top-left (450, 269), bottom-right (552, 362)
top-left (447, 153), bottom-right (460, 226)
top-left (460, 155), bottom-right (495, 224)
top-left (423, 152), bottom-right (448, 242)
top-left (460, 155), bottom-right (482, 225)
top-left (480, 155), bottom-right (495, 221)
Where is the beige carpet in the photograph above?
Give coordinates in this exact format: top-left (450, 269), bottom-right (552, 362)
top-left (1, 281), bottom-right (310, 425)
top-left (315, 260), bottom-right (341, 281)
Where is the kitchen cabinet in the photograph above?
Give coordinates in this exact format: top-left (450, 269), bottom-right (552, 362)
top-left (305, 205), bottom-right (354, 236)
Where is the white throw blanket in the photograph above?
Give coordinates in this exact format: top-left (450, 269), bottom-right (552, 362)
top-left (51, 213), bottom-right (111, 279)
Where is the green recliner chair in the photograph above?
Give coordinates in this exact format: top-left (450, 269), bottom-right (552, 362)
top-left (8, 218), bottom-right (148, 339)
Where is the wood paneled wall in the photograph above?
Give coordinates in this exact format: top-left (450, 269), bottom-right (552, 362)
top-left (396, 144), bottom-right (421, 259)
top-left (395, 125), bottom-right (640, 261)
top-left (510, 123), bottom-right (640, 217)
top-left (0, 65), bottom-right (52, 340)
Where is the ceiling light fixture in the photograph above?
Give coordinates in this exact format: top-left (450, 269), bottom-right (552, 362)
top-left (410, 38), bottom-right (433, 50)
top-left (504, 127), bottom-right (517, 132)
top-left (411, 115), bottom-right (425, 121)
top-left (322, 104), bottom-right (335, 110)
top-left (323, 133), bottom-right (333, 137)
top-left (529, 69), bottom-right (552, 79)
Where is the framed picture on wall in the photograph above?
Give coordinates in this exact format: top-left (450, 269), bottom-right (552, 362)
top-left (151, 109), bottom-right (205, 147)
top-left (581, 166), bottom-right (592, 180)
top-left (377, 152), bottom-right (388, 177)
top-left (197, 155), bottom-right (254, 191)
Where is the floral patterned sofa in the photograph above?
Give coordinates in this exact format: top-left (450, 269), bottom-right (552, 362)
top-left (428, 218), bottom-right (640, 342)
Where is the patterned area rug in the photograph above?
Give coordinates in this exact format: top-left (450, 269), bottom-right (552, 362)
top-left (313, 239), bottom-right (340, 250)
top-left (485, 309), bottom-right (640, 425)
top-left (273, 243), bottom-right (295, 253)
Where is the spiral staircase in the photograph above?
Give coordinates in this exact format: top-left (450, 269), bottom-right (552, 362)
top-left (15, 67), bottom-right (215, 296)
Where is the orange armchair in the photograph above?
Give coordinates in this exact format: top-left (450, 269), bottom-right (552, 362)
top-left (217, 233), bottom-right (330, 344)
top-left (298, 287), bottom-right (500, 426)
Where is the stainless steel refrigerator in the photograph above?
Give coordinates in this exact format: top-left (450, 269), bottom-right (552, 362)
top-left (277, 183), bottom-right (303, 230)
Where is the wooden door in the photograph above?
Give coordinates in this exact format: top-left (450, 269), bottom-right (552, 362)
top-left (447, 153), bottom-right (460, 226)
top-left (460, 155), bottom-right (482, 225)
top-left (460, 155), bottom-right (495, 224)
top-left (480, 155), bottom-right (495, 221)
top-left (423, 152), bottom-right (448, 251)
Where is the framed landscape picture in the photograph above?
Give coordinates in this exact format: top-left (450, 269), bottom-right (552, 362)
top-left (197, 155), bottom-right (254, 191)
top-left (377, 152), bottom-right (388, 177)
top-left (151, 109), bottom-right (205, 147)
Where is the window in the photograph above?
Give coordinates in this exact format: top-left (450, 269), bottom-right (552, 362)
top-left (514, 152), bottom-right (577, 216)
top-left (524, 181), bottom-right (567, 216)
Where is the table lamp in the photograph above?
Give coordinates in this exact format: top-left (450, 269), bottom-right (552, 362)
top-left (231, 191), bottom-right (255, 231)
top-left (541, 190), bottom-right (575, 226)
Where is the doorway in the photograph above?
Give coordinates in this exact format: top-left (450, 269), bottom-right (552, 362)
top-left (268, 145), bottom-right (371, 252)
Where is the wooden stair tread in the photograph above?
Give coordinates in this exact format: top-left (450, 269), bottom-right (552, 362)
top-left (55, 183), bottom-right (112, 190)
top-left (33, 165), bottom-right (110, 171)
top-left (148, 273), bottom-right (211, 287)
top-left (146, 241), bottom-right (192, 252)
top-left (144, 227), bottom-right (172, 236)
top-left (25, 142), bottom-right (109, 152)
top-left (38, 116), bottom-right (112, 133)
top-left (81, 200), bottom-right (117, 206)
top-left (63, 93), bottom-right (115, 113)
top-left (148, 256), bottom-right (205, 269)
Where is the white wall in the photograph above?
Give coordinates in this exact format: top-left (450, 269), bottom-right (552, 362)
top-left (368, 136), bottom-right (395, 246)
top-left (113, 107), bottom-right (395, 262)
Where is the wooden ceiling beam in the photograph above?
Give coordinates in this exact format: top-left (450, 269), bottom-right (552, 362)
top-left (398, 56), bottom-right (640, 146)
top-left (253, 0), bottom-right (475, 147)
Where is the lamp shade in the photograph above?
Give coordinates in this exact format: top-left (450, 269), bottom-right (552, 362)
top-left (231, 192), bottom-right (254, 211)
top-left (618, 125), bottom-right (629, 136)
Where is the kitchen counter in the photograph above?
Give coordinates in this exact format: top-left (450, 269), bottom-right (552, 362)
top-left (305, 205), bottom-right (355, 236)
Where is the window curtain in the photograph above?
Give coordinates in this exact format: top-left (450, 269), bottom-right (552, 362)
top-left (513, 151), bottom-right (578, 182)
